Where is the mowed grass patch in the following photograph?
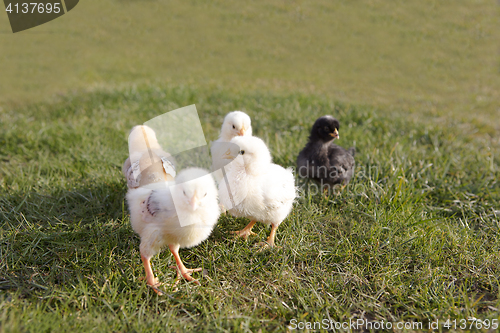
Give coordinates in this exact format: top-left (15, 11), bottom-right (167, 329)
top-left (1, 85), bottom-right (499, 331)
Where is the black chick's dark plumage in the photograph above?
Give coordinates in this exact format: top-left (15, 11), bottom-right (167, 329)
top-left (297, 115), bottom-right (355, 187)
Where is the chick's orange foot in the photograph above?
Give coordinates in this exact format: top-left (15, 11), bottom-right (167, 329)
top-left (256, 242), bottom-right (282, 252)
top-left (231, 220), bottom-right (257, 240)
top-left (139, 275), bottom-right (161, 286)
top-left (170, 266), bottom-right (202, 286)
top-left (149, 283), bottom-right (166, 296)
top-left (138, 276), bottom-right (165, 295)
top-left (256, 237), bottom-right (280, 250)
top-left (231, 229), bottom-right (257, 239)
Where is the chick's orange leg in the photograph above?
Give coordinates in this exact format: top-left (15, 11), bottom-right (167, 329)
top-left (168, 244), bottom-right (201, 286)
top-left (266, 223), bottom-right (279, 247)
top-left (141, 255), bottom-right (158, 286)
top-left (231, 220), bottom-right (257, 239)
top-left (141, 254), bottom-right (164, 295)
top-left (257, 224), bottom-right (279, 249)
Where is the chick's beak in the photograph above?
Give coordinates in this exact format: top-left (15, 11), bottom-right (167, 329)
top-left (222, 148), bottom-right (236, 160)
top-left (329, 128), bottom-right (339, 139)
top-left (189, 194), bottom-right (199, 210)
top-left (238, 127), bottom-right (246, 136)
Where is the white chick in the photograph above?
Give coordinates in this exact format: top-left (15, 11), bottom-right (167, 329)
top-left (126, 168), bottom-right (220, 293)
top-left (123, 125), bottom-right (176, 189)
top-left (211, 111), bottom-right (252, 183)
top-left (217, 111), bottom-right (252, 142)
top-left (219, 136), bottom-right (296, 247)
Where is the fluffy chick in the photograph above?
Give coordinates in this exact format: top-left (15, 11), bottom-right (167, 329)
top-left (219, 136), bottom-right (296, 247)
top-left (123, 125), bottom-right (176, 189)
top-left (211, 111), bottom-right (252, 183)
top-left (297, 116), bottom-right (355, 188)
top-left (126, 168), bottom-right (220, 293)
top-left (217, 111), bottom-right (252, 142)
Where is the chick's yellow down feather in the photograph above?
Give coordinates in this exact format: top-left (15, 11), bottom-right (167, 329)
top-left (123, 125), bottom-right (176, 189)
top-left (219, 136), bottom-right (296, 247)
top-left (211, 111), bottom-right (252, 184)
top-left (126, 168), bottom-right (220, 292)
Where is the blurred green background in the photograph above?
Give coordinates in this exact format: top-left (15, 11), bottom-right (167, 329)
top-left (1, 0), bottom-right (499, 125)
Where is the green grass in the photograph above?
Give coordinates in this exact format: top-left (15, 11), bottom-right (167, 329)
top-left (1, 85), bottom-right (499, 332)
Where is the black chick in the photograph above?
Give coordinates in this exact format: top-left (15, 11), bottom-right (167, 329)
top-left (297, 115), bottom-right (355, 188)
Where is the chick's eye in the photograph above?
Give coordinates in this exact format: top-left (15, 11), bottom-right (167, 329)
top-left (232, 125), bottom-right (235, 129)
top-left (239, 150), bottom-right (245, 155)
top-left (204, 193), bottom-right (207, 197)
top-left (183, 190), bottom-right (186, 196)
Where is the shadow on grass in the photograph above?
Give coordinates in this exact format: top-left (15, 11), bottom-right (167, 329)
top-left (1, 181), bottom-right (126, 227)
top-left (0, 181), bottom-right (133, 294)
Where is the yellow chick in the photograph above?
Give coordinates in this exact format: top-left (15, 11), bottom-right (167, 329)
top-left (219, 136), bottom-right (296, 247)
top-left (126, 168), bottom-right (220, 293)
top-left (211, 111), bottom-right (252, 183)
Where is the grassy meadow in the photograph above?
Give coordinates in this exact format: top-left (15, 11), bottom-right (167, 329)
top-left (1, 85), bottom-right (499, 331)
top-left (1, 0), bottom-right (500, 332)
